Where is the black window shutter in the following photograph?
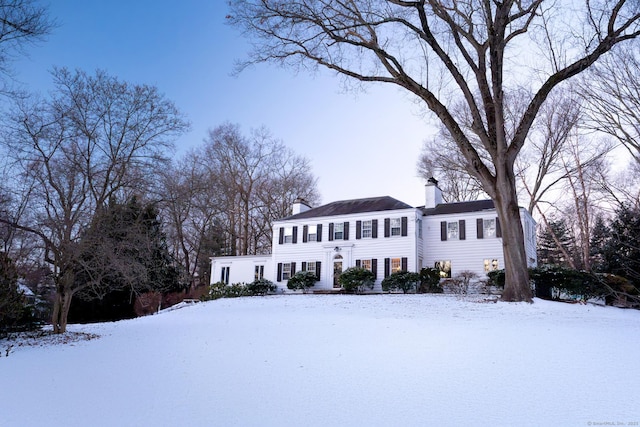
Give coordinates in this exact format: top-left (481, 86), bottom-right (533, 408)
top-left (356, 259), bottom-right (361, 268)
top-left (496, 217), bottom-right (502, 237)
top-left (316, 261), bottom-right (321, 280)
top-left (344, 222), bottom-right (349, 240)
top-left (384, 258), bottom-right (390, 278)
top-left (459, 220), bottom-right (466, 240)
top-left (303, 225), bottom-right (308, 243)
top-left (301, 262), bottom-right (307, 271)
top-left (356, 221), bottom-right (362, 239)
top-left (440, 221), bottom-right (447, 241)
top-left (317, 224), bottom-right (323, 242)
top-left (372, 259), bottom-right (378, 279)
top-left (477, 218), bottom-right (484, 239)
top-left (372, 219), bottom-right (378, 238)
top-left (277, 263), bottom-right (282, 282)
top-left (384, 218), bottom-right (391, 237)
top-left (401, 217), bottom-right (408, 236)
top-left (401, 257), bottom-right (408, 271)
top-left (328, 222), bottom-right (334, 241)
top-left (291, 262), bottom-right (296, 275)
top-left (279, 227), bottom-right (284, 244)
top-left (292, 226), bottom-right (298, 244)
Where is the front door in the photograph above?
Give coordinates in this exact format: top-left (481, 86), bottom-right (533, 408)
top-left (333, 260), bottom-right (343, 288)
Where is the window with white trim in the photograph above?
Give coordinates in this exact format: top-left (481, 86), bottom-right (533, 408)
top-left (333, 222), bottom-right (344, 240)
top-left (390, 218), bottom-right (401, 236)
top-left (435, 260), bottom-right (451, 278)
top-left (254, 265), bottom-right (264, 280)
top-left (483, 219), bottom-right (496, 238)
top-left (307, 225), bottom-right (317, 242)
top-left (447, 222), bottom-right (459, 240)
top-left (282, 263), bottom-right (292, 280)
top-left (391, 258), bottom-right (402, 273)
top-left (361, 259), bottom-right (372, 271)
top-left (361, 220), bottom-right (372, 238)
top-left (283, 227), bottom-right (293, 243)
top-left (484, 259), bottom-right (499, 273)
top-left (306, 261), bottom-right (316, 276)
top-left (221, 266), bottom-right (230, 284)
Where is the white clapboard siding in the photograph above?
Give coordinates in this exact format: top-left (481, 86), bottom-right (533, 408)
top-left (209, 255), bottom-right (273, 286)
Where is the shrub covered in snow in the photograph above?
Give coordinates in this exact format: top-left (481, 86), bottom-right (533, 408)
top-left (286, 271), bottom-right (317, 292)
top-left (382, 271), bottom-right (420, 293)
top-left (338, 267), bottom-right (375, 294)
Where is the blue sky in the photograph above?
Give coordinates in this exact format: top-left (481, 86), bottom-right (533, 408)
top-left (14, 1), bottom-right (436, 207)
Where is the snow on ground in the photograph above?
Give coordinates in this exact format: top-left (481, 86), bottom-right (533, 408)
top-left (1, 294), bottom-right (639, 427)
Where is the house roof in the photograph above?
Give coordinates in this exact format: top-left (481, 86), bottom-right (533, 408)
top-left (283, 196), bottom-right (414, 220)
top-left (420, 199), bottom-right (495, 216)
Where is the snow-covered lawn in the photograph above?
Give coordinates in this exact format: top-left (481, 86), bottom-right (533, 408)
top-left (2, 295), bottom-right (639, 427)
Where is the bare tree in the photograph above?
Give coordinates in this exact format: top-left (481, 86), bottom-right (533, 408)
top-left (200, 123), bottom-right (320, 256)
top-left (580, 45), bottom-right (640, 164)
top-left (0, 0), bottom-right (53, 94)
top-left (0, 68), bottom-right (189, 333)
top-left (229, 1), bottom-right (640, 302)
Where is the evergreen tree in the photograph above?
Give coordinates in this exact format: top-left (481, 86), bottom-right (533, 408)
top-left (69, 197), bottom-right (182, 322)
top-left (537, 219), bottom-right (576, 268)
top-left (589, 214), bottom-right (610, 273)
top-left (603, 206), bottom-right (640, 286)
top-left (0, 252), bottom-right (24, 336)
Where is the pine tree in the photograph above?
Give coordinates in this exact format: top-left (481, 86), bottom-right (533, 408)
top-left (537, 219), bottom-right (576, 268)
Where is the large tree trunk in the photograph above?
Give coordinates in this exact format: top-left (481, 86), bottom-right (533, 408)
top-left (493, 174), bottom-right (533, 303)
top-left (51, 270), bottom-right (75, 333)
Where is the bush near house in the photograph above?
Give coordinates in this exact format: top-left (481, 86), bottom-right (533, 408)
top-left (382, 271), bottom-right (421, 293)
top-left (201, 279), bottom-right (277, 300)
top-left (418, 267), bottom-right (444, 293)
top-left (338, 267), bottom-right (375, 294)
top-left (442, 271), bottom-right (478, 295)
top-left (286, 271), bottom-right (317, 292)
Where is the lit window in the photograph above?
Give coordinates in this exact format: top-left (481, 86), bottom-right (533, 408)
top-left (282, 263), bottom-right (292, 280)
top-left (361, 259), bottom-right (372, 271)
top-left (221, 266), bottom-right (230, 284)
top-left (361, 220), bottom-right (372, 238)
top-left (484, 259), bottom-right (499, 273)
top-left (284, 227), bottom-right (293, 243)
top-left (254, 265), bottom-right (264, 280)
top-left (334, 223), bottom-right (344, 240)
top-left (447, 222), bottom-right (459, 240)
top-left (307, 225), bottom-right (317, 242)
top-left (483, 219), bottom-right (496, 238)
top-left (391, 258), bottom-right (402, 273)
top-left (435, 260), bottom-right (451, 278)
top-left (390, 218), bottom-right (401, 236)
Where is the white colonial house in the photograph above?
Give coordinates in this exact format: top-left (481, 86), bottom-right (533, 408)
top-left (210, 179), bottom-right (537, 292)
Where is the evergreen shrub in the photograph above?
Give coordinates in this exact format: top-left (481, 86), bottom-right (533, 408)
top-left (338, 267), bottom-right (375, 293)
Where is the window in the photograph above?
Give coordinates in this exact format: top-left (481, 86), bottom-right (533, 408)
top-left (361, 259), bottom-right (372, 271)
top-left (390, 218), bottom-right (401, 236)
top-left (447, 222), bottom-right (459, 240)
top-left (221, 266), bottom-right (230, 284)
top-left (334, 222), bottom-right (344, 240)
top-left (484, 259), bottom-right (499, 273)
top-left (391, 258), bottom-right (402, 273)
top-left (284, 227), bottom-right (293, 243)
top-left (435, 260), bottom-right (451, 278)
top-left (306, 261), bottom-right (316, 276)
top-left (282, 263), bottom-right (292, 280)
top-left (417, 218), bottom-right (423, 238)
top-left (484, 219), bottom-right (496, 238)
top-left (307, 225), bottom-right (317, 242)
top-left (254, 265), bottom-right (264, 280)
top-left (361, 220), bottom-right (372, 238)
